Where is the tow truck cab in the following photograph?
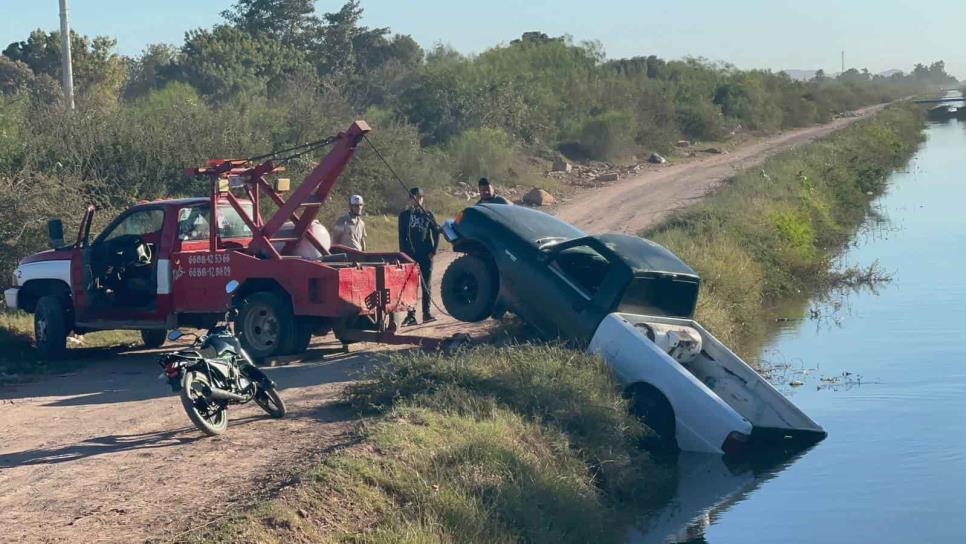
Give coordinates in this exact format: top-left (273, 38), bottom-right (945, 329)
top-left (7, 121), bottom-right (422, 360)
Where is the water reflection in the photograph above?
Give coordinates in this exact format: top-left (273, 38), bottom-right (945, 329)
top-left (628, 447), bottom-right (817, 544)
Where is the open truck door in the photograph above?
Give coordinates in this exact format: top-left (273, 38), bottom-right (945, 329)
top-left (70, 204), bottom-right (172, 330)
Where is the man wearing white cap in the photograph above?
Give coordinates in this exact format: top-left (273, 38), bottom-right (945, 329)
top-left (332, 194), bottom-right (367, 251)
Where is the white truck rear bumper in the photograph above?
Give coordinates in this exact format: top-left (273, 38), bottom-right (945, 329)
top-left (4, 288), bottom-right (18, 310)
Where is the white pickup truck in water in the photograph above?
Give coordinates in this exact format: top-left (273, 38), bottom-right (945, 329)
top-left (441, 204), bottom-right (826, 455)
top-left (590, 313), bottom-right (826, 455)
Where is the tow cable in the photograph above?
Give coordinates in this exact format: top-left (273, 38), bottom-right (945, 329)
top-left (363, 135), bottom-right (453, 319)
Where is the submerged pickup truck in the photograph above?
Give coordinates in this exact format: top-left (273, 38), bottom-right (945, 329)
top-left (441, 204), bottom-right (826, 455)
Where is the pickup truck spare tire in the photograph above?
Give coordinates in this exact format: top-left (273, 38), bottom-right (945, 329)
top-left (442, 254), bottom-right (497, 322)
top-left (235, 292), bottom-right (296, 361)
top-left (34, 295), bottom-right (68, 359)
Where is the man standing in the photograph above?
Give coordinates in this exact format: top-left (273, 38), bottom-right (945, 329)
top-left (332, 194), bottom-right (367, 251)
top-left (477, 177), bottom-right (512, 205)
top-left (398, 187), bottom-right (440, 325)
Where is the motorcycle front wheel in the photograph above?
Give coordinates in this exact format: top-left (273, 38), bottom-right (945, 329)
top-left (254, 387), bottom-right (286, 418)
top-left (180, 370), bottom-right (229, 435)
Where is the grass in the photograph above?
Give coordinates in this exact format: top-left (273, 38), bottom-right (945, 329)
top-left (646, 103), bottom-right (925, 351)
top-left (193, 345), bottom-right (673, 543)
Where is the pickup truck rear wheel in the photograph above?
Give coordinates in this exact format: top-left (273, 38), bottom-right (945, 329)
top-left (140, 329), bottom-right (167, 349)
top-left (236, 292), bottom-right (296, 361)
top-left (628, 383), bottom-right (678, 449)
top-left (441, 254), bottom-right (497, 322)
top-left (34, 295), bottom-right (68, 359)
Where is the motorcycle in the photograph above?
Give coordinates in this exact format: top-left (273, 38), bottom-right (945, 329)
top-left (159, 280), bottom-right (286, 435)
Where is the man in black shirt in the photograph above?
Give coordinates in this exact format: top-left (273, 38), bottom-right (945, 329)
top-left (477, 177), bottom-right (512, 205)
top-left (398, 187), bottom-right (440, 325)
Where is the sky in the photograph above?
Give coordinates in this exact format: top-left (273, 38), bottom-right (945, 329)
top-left (1, 0), bottom-right (963, 79)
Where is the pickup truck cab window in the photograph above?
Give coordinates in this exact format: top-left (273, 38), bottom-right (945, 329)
top-left (548, 245), bottom-right (611, 299)
top-left (102, 209), bottom-right (165, 241)
top-left (177, 203), bottom-right (254, 241)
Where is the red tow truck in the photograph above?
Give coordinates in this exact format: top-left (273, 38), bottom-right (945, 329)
top-left (5, 121), bottom-right (425, 360)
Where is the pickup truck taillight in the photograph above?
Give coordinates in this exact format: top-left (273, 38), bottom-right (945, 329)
top-left (721, 430), bottom-right (750, 456)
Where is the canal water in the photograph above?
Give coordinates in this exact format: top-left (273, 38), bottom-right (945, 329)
top-left (632, 115), bottom-right (966, 543)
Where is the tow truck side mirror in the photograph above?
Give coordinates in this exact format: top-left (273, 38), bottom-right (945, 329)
top-left (47, 219), bottom-right (65, 249)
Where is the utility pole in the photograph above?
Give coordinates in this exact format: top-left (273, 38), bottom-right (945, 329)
top-left (59, 0), bottom-right (75, 110)
top-left (841, 50), bottom-right (845, 73)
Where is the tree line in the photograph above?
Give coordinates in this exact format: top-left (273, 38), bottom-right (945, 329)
top-left (0, 0), bottom-right (956, 282)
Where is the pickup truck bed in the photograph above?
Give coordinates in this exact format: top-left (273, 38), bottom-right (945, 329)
top-left (590, 313), bottom-right (826, 455)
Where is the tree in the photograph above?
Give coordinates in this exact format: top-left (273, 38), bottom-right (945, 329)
top-left (316, 0), bottom-right (374, 77)
top-left (176, 25), bottom-right (315, 100)
top-left (123, 44), bottom-right (178, 99)
top-left (510, 32), bottom-right (561, 46)
top-left (0, 56), bottom-right (61, 103)
top-left (343, 33), bottom-right (423, 107)
top-left (221, 0), bottom-right (321, 47)
top-left (3, 30), bottom-right (126, 99)
top-left (0, 57), bottom-right (35, 95)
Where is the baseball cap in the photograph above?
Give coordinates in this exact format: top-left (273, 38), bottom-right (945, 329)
top-left (350, 194), bottom-right (364, 206)
top-left (409, 187), bottom-right (424, 197)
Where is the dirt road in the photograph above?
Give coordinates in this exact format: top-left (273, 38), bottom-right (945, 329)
top-left (0, 106), bottom-right (883, 543)
top-left (557, 104), bottom-right (885, 234)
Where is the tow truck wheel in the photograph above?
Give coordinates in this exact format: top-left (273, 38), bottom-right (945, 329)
top-left (441, 254), bottom-right (497, 322)
top-left (287, 318), bottom-right (314, 355)
top-left (140, 329), bottom-right (167, 349)
top-left (235, 292), bottom-right (296, 361)
top-left (34, 295), bottom-right (68, 359)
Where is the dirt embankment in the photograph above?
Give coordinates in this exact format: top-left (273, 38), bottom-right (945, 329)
top-left (0, 106), bottom-right (883, 543)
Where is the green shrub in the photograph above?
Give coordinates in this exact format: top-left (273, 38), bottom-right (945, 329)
top-left (675, 101), bottom-right (724, 141)
top-left (447, 126), bottom-right (516, 183)
top-left (768, 208), bottom-right (817, 258)
top-left (575, 110), bottom-right (637, 160)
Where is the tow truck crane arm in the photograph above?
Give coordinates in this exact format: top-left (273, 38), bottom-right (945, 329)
top-left (186, 120), bottom-right (372, 257)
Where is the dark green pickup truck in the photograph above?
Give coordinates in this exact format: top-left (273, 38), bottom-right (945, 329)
top-left (440, 203), bottom-right (701, 342)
